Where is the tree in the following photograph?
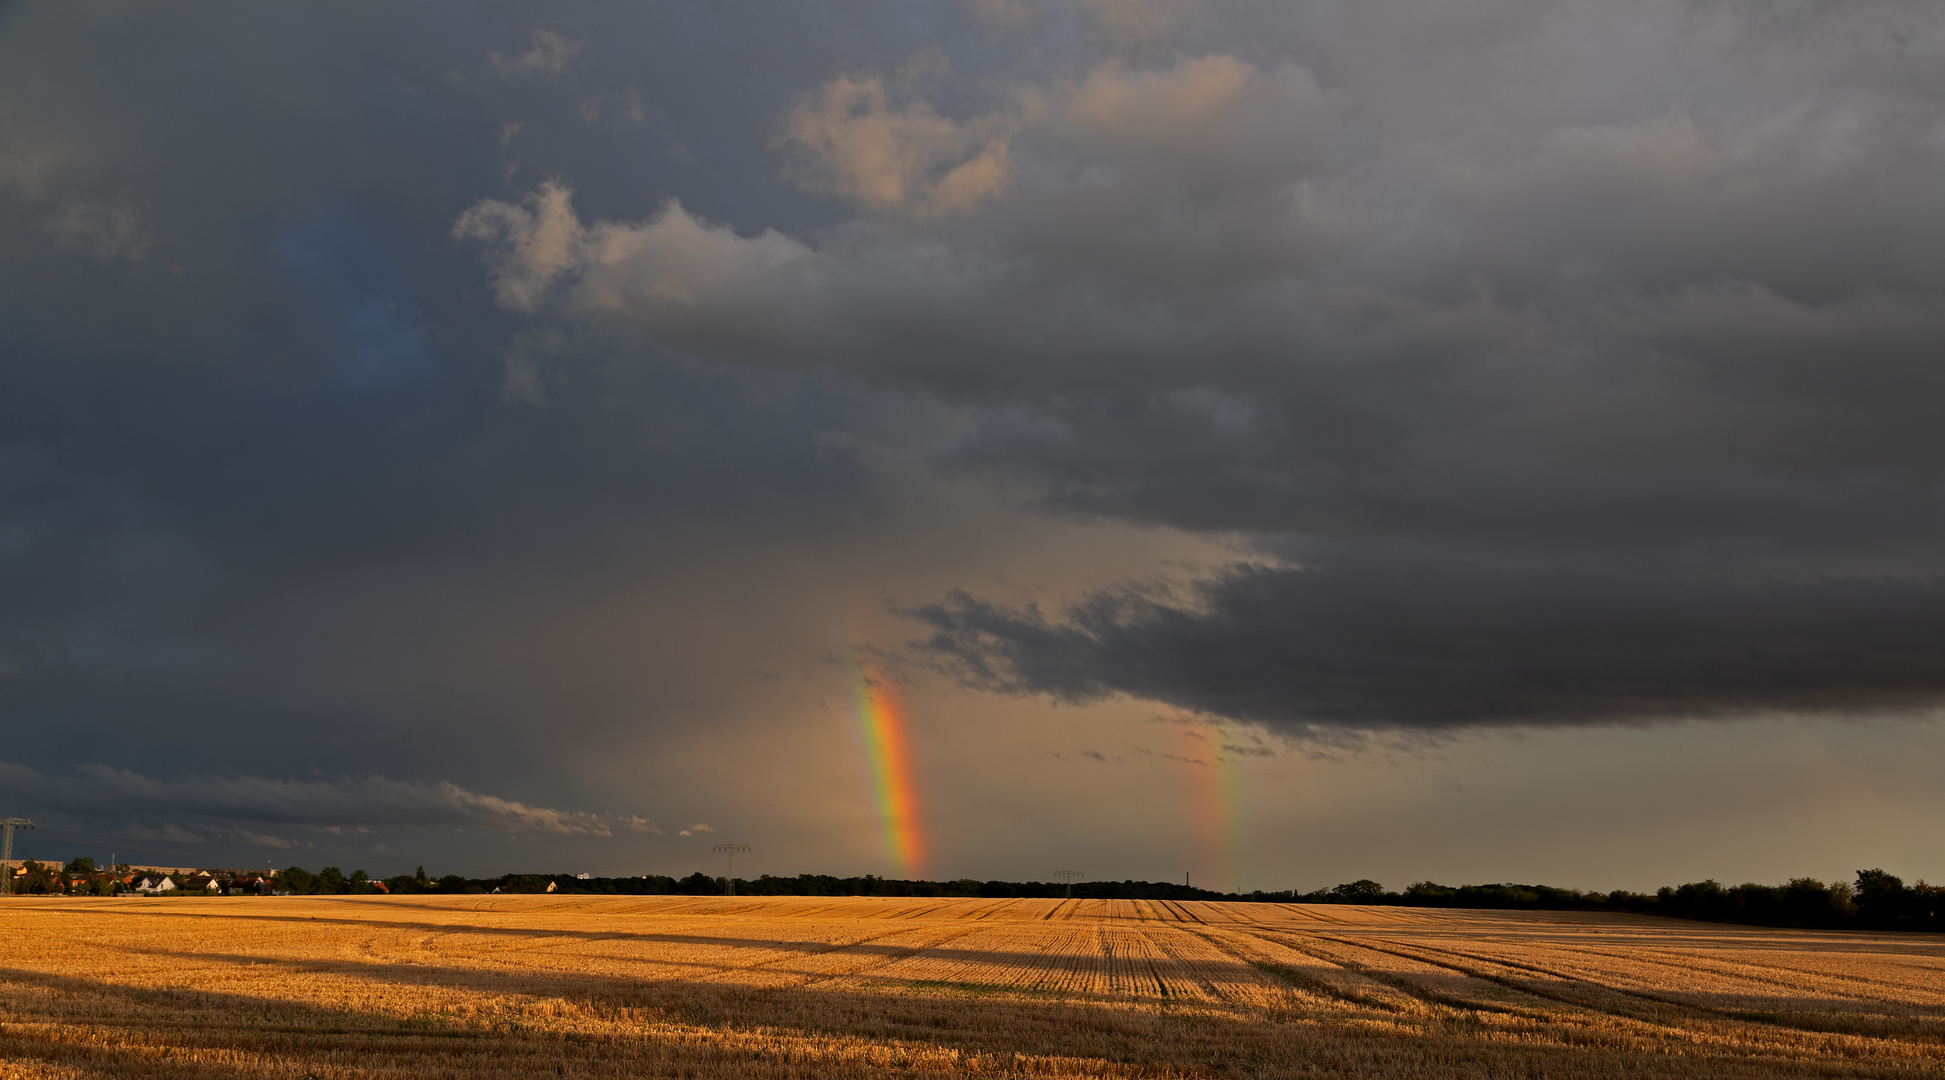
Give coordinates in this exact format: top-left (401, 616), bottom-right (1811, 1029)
top-left (317, 866), bottom-right (347, 894)
top-left (1910, 881), bottom-right (1945, 929)
top-left (500, 874), bottom-right (549, 894)
top-left (1668, 879), bottom-right (1729, 918)
top-left (1329, 880), bottom-right (1387, 904)
top-left (1404, 881), bottom-right (1456, 905)
top-left (280, 866), bottom-right (316, 894)
top-left (65, 857), bottom-right (95, 874)
top-left (1854, 869), bottom-right (1908, 927)
top-left (1730, 882), bottom-right (1783, 922)
top-left (1777, 878), bottom-right (1837, 924)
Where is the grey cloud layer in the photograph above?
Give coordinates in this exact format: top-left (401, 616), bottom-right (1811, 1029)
top-left (462, 11), bottom-right (1945, 541)
top-left (6, 0), bottom-right (1945, 883)
top-left (0, 761), bottom-right (642, 836)
top-left (461, 2), bottom-right (1945, 728)
top-left (914, 561), bottom-right (1945, 728)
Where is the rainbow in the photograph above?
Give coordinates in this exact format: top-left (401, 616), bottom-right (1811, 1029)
top-left (1179, 717), bottom-right (1249, 893)
top-left (854, 663), bottom-right (925, 879)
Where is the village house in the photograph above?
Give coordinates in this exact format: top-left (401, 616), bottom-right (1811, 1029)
top-left (133, 874), bottom-right (175, 893)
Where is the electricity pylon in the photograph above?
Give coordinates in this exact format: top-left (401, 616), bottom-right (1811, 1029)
top-left (1, 819), bottom-right (33, 896)
top-left (1055, 870), bottom-right (1084, 898)
top-left (712, 844), bottom-right (751, 896)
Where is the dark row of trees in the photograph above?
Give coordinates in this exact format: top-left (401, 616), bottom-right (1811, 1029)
top-left (1270, 870), bottom-right (1944, 931)
top-left (21, 858), bottom-right (1939, 933)
top-left (276, 866), bottom-right (382, 894)
top-left (1644, 870), bottom-right (1945, 931)
top-left (254, 865), bottom-right (1945, 932)
top-left (356, 870), bottom-right (1234, 900)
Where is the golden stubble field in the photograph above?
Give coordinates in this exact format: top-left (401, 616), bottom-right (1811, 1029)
top-left (2, 895), bottom-right (1944, 1078)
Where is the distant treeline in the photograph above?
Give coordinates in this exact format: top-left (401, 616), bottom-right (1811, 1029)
top-left (265, 865), bottom-right (1945, 932)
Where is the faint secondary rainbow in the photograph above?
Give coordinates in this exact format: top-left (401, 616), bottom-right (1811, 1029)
top-left (854, 661), bottom-right (925, 879)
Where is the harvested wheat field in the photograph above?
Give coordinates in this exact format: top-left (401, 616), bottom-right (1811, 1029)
top-left (3, 895), bottom-right (1945, 1078)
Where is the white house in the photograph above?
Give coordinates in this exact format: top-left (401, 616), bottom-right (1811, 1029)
top-left (133, 874), bottom-right (175, 893)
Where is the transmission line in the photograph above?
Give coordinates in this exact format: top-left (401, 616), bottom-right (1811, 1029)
top-left (712, 844), bottom-right (751, 896)
top-left (1, 819), bottom-right (34, 896)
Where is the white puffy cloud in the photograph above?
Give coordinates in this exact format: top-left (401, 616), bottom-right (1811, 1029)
top-left (490, 29), bottom-right (580, 80)
top-left (779, 72), bottom-right (1014, 218)
top-left (1064, 54), bottom-right (1254, 139)
top-left (452, 180), bottom-right (589, 313)
top-left (456, 181), bottom-right (815, 320)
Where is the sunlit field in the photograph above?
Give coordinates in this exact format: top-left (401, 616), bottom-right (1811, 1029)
top-left (3, 895), bottom-right (1944, 1078)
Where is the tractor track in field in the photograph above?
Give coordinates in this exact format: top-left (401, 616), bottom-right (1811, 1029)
top-left (1315, 933), bottom-right (1945, 1050)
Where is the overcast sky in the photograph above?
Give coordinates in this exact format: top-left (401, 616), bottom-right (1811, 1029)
top-left (5, 0), bottom-right (1945, 891)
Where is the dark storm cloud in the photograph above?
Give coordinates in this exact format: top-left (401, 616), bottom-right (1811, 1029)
top-left (0, 12), bottom-right (871, 696)
top-left (6, 0), bottom-right (1945, 877)
top-left (457, 1), bottom-right (1945, 729)
top-left (0, 3), bottom-right (951, 872)
top-left (913, 559), bottom-right (1945, 728)
top-left (469, 7), bottom-right (1945, 535)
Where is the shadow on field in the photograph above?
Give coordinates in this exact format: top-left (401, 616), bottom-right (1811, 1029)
top-left (26, 900), bottom-right (1945, 1036)
top-left (0, 959), bottom-right (1902, 1080)
top-left (71, 899), bottom-right (1941, 965)
top-left (38, 901), bottom-right (983, 955)
top-left (0, 961), bottom-right (1436, 1079)
top-left (110, 922), bottom-right (1142, 984)
top-left (85, 918), bottom-right (1945, 1051)
top-left (0, 963), bottom-right (527, 1080)
top-left (159, 940), bottom-right (1945, 1034)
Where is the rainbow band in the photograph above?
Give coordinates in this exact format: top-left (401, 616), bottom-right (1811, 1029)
top-left (855, 665), bottom-right (924, 879)
top-left (1182, 717), bottom-right (1249, 893)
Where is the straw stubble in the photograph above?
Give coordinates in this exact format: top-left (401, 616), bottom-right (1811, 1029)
top-left (1, 895), bottom-right (1941, 1077)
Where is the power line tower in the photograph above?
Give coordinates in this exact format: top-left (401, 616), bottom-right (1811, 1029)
top-left (712, 844), bottom-right (751, 896)
top-left (1, 818), bottom-right (33, 896)
top-left (1055, 870), bottom-right (1084, 899)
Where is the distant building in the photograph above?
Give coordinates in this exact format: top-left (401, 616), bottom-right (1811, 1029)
top-left (576, 873), bottom-right (591, 880)
top-left (133, 875), bottom-right (176, 893)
